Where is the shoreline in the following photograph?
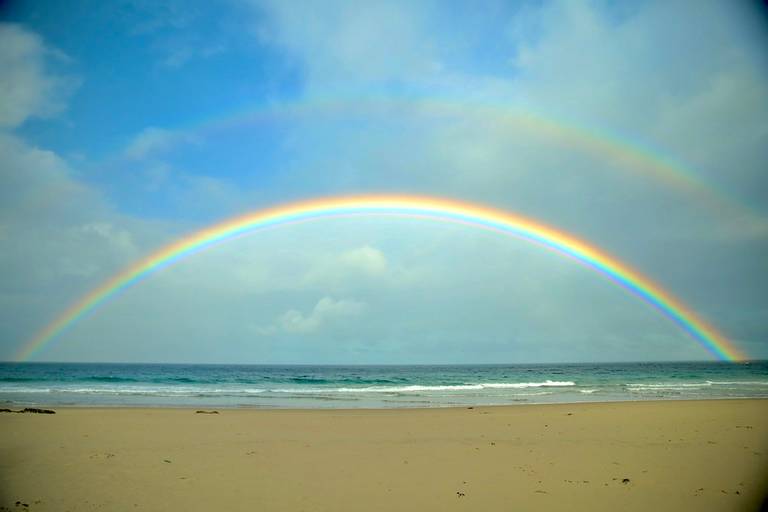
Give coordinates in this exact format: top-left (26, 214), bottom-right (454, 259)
top-left (2, 398), bottom-right (767, 511)
top-left (4, 360), bottom-right (767, 412)
top-left (3, 395), bottom-right (767, 411)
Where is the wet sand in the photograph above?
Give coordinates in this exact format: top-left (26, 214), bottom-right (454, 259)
top-left (1, 399), bottom-right (766, 511)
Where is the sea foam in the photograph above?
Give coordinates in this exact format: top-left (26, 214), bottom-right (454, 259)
top-left (271, 380), bottom-right (575, 394)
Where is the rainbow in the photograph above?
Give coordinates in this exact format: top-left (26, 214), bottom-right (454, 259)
top-left (142, 95), bottom-right (766, 226)
top-left (17, 195), bottom-right (745, 361)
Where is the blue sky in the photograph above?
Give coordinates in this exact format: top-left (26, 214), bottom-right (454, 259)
top-left (1, 0), bottom-right (767, 363)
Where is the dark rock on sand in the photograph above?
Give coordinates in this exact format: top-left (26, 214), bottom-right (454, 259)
top-left (1, 408), bottom-right (56, 414)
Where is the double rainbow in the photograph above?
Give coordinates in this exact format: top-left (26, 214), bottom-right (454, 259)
top-left (17, 195), bottom-right (745, 361)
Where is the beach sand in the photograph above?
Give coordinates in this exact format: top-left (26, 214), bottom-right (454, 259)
top-left (1, 399), bottom-right (766, 511)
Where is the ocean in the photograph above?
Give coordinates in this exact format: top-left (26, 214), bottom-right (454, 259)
top-left (1, 361), bottom-right (766, 409)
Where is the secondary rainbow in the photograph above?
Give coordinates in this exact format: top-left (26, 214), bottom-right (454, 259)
top-left (143, 95), bottom-right (767, 226)
top-left (17, 195), bottom-right (745, 361)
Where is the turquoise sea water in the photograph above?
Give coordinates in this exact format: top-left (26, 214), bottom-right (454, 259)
top-left (0, 361), bottom-right (766, 409)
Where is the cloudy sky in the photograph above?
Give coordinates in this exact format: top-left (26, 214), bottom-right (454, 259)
top-left (1, 0), bottom-right (767, 363)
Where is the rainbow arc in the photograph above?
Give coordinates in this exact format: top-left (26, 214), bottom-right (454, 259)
top-left (17, 195), bottom-right (745, 362)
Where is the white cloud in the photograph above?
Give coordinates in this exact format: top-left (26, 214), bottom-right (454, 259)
top-left (258, 296), bottom-right (366, 335)
top-left (339, 245), bottom-right (388, 274)
top-left (0, 133), bottom-right (161, 357)
top-left (0, 23), bottom-right (78, 129)
top-left (79, 222), bottom-right (137, 255)
top-left (124, 126), bottom-right (197, 160)
top-left (255, 0), bottom-right (438, 88)
top-left (303, 244), bottom-right (390, 289)
top-left (506, 0), bottom-right (768, 142)
top-left (0, 133), bottom-right (97, 223)
top-left (0, 133), bottom-right (148, 282)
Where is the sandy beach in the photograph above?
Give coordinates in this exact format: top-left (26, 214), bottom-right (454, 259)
top-left (1, 399), bottom-right (766, 511)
